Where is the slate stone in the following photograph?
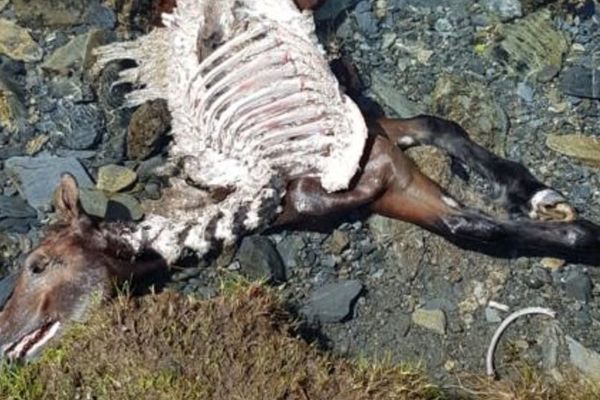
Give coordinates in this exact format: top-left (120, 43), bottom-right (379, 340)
top-left (54, 101), bottom-right (104, 150)
top-left (236, 235), bottom-right (286, 283)
top-left (0, 19), bottom-right (43, 62)
top-left (314, 0), bottom-right (361, 20)
top-left (562, 269), bottom-right (593, 303)
top-left (561, 65), bottom-right (600, 99)
top-left (301, 280), bottom-right (363, 323)
top-left (567, 335), bottom-right (600, 380)
top-left (4, 155), bottom-right (93, 210)
top-left (0, 195), bottom-right (36, 218)
top-left (42, 30), bottom-right (107, 76)
top-left (0, 274), bottom-right (17, 309)
top-left (412, 308), bottom-right (447, 335)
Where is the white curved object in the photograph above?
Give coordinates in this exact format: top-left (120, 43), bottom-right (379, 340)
top-left (485, 307), bottom-right (556, 378)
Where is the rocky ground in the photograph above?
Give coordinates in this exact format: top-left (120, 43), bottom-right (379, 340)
top-left (0, 0), bottom-right (599, 388)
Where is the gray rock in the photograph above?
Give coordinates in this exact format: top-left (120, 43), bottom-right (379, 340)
top-left (561, 65), bottom-right (600, 99)
top-left (566, 336), bottom-right (600, 380)
top-left (84, 2), bottom-right (116, 29)
top-left (127, 100), bottom-right (171, 161)
top-left (236, 235), bottom-right (286, 283)
top-left (314, 0), bottom-right (361, 20)
top-left (482, 0), bottom-right (522, 21)
top-left (369, 71), bottom-right (426, 118)
top-left (54, 101), bottom-right (104, 150)
top-left (79, 188), bottom-right (108, 219)
top-left (275, 234), bottom-right (304, 271)
top-left (42, 30), bottom-right (107, 76)
top-left (48, 77), bottom-right (93, 102)
top-left (327, 230), bottom-right (350, 255)
top-left (539, 323), bottom-right (561, 370)
top-left (96, 164), bottom-right (137, 193)
top-left (562, 269), bottom-right (593, 303)
top-left (485, 307), bottom-right (502, 323)
top-left (354, 1), bottom-right (378, 36)
top-left (5, 155), bottom-right (93, 210)
top-left (301, 280), bottom-right (363, 323)
top-left (412, 308), bottom-right (446, 335)
top-left (0, 195), bottom-right (36, 218)
top-left (0, 274), bottom-right (17, 309)
top-left (0, 19), bottom-right (43, 62)
top-left (0, 71), bottom-right (26, 134)
top-left (517, 82), bottom-right (534, 103)
top-left (13, 0), bottom-right (88, 27)
top-left (106, 193), bottom-right (143, 221)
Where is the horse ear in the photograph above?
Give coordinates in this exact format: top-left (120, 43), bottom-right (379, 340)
top-left (54, 173), bottom-right (82, 223)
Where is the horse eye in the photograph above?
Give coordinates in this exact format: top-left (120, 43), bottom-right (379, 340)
top-left (29, 261), bottom-right (47, 274)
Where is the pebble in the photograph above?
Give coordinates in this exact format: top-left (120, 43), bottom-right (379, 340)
top-left (327, 230), bottom-right (350, 255)
top-left (236, 235), bottom-right (286, 283)
top-left (411, 308), bottom-right (446, 335)
top-left (4, 155), bottom-right (93, 210)
top-left (300, 280), bottom-right (363, 323)
top-left (482, 0), bottom-right (522, 21)
top-left (42, 30), bottom-right (107, 76)
top-left (96, 164), bottom-right (137, 193)
top-left (0, 19), bottom-right (43, 62)
top-left (484, 306), bottom-right (502, 323)
top-left (516, 82), bottom-right (534, 103)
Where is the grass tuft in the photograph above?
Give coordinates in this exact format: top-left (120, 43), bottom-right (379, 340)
top-left (0, 283), bottom-right (598, 400)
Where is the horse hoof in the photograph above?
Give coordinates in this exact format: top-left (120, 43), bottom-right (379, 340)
top-left (528, 189), bottom-right (577, 222)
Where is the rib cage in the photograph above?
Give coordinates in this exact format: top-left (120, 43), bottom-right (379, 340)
top-left (94, 0), bottom-right (368, 263)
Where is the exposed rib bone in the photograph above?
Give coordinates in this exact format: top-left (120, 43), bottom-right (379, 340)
top-left (93, 0), bottom-right (368, 262)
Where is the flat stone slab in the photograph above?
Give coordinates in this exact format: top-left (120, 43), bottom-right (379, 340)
top-left (5, 155), bottom-right (93, 210)
top-left (566, 336), bottom-right (600, 380)
top-left (0, 195), bottom-right (36, 218)
top-left (301, 280), bottom-right (363, 323)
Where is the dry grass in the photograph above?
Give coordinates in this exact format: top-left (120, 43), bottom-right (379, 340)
top-left (0, 281), bottom-right (598, 400)
top-left (0, 283), bottom-right (441, 400)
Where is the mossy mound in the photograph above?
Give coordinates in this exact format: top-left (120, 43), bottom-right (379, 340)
top-left (0, 285), bottom-right (440, 400)
top-left (0, 283), bottom-right (598, 400)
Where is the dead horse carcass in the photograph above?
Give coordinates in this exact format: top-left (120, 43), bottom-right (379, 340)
top-left (0, 0), bottom-right (598, 362)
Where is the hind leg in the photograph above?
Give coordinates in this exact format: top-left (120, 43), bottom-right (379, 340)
top-left (375, 116), bottom-right (576, 222)
top-left (369, 142), bottom-right (600, 264)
